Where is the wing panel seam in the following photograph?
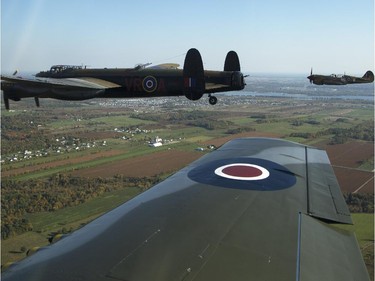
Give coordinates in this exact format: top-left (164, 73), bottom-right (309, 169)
top-left (305, 147), bottom-right (311, 215)
top-left (295, 212), bottom-right (302, 281)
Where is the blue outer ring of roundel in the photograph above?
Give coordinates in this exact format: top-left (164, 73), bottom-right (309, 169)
top-left (142, 76), bottom-right (158, 93)
top-left (187, 157), bottom-right (297, 191)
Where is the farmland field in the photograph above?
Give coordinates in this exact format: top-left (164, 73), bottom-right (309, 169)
top-left (1, 94), bottom-right (373, 276)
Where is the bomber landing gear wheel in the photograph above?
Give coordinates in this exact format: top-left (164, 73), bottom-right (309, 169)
top-left (209, 95), bottom-right (217, 105)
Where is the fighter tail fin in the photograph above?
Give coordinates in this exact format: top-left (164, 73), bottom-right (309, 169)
top-left (362, 70), bottom-right (374, 82)
top-left (183, 48), bottom-right (205, 101)
top-left (224, 51), bottom-right (241, 71)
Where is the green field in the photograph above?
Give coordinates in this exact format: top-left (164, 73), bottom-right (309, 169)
top-left (2, 186), bottom-right (143, 265)
top-left (336, 213), bottom-right (374, 279)
top-left (27, 187), bottom-right (142, 231)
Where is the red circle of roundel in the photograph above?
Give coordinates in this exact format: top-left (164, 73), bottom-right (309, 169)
top-left (215, 163), bottom-right (270, 181)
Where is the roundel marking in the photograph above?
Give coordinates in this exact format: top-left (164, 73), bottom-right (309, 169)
top-left (142, 76), bottom-right (158, 93)
top-left (215, 163), bottom-right (269, 181)
top-left (188, 157), bottom-right (296, 191)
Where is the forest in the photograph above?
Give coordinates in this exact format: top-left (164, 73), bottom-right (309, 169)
top-left (130, 110), bottom-right (236, 130)
top-left (1, 174), bottom-right (164, 239)
top-left (289, 120), bottom-right (374, 144)
top-left (344, 193), bottom-right (374, 213)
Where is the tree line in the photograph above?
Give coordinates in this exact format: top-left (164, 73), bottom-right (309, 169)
top-left (344, 192), bottom-right (374, 213)
top-left (289, 120), bottom-right (374, 144)
top-left (130, 110), bottom-right (234, 130)
top-left (1, 174), bottom-right (164, 240)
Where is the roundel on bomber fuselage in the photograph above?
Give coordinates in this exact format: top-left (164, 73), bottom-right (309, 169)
top-left (188, 157), bottom-right (296, 191)
top-left (142, 76), bottom-right (158, 93)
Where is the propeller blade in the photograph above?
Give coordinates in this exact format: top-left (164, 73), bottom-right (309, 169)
top-left (3, 93), bottom-right (10, 110)
top-left (308, 68), bottom-right (313, 84)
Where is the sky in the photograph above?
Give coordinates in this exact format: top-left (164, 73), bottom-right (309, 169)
top-left (1, 0), bottom-right (374, 75)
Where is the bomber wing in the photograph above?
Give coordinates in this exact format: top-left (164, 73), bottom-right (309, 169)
top-left (2, 138), bottom-right (369, 281)
top-left (1, 75), bottom-right (121, 109)
top-left (1, 75), bottom-right (121, 90)
top-left (205, 82), bottom-right (228, 91)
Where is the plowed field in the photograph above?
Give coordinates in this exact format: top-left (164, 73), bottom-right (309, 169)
top-left (69, 150), bottom-right (202, 178)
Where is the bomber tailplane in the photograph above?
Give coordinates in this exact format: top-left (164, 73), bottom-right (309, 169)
top-left (183, 48), bottom-right (205, 101)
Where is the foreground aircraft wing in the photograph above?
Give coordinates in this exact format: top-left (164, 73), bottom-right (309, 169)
top-left (3, 138), bottom-right (369, 281)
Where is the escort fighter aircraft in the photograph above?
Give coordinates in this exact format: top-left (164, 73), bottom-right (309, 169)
top-left (2, 138), bottom-right (370, 281)
top-left (307, 68), bottom-right (374, 85)
top-left (1, 48), bottom-right (245, 110)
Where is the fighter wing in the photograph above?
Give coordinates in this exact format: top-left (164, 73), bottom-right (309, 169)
top-left (1, 75), bottom-right (121, 109)
top-left (2, 138), bottom-right (369, 281)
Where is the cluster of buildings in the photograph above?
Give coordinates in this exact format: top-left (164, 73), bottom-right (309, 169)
top-left (113, 127), bottom-right (178, 148)
top-left (113, 127), bottom-right (151, 135)
top-left (148, 136), bottom-right (163, 147)
top-left (1, 137), bottom-right (106, 164)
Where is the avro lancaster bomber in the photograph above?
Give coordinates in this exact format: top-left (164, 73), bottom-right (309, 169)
top-left (1, 48), bottom-right (245, 110)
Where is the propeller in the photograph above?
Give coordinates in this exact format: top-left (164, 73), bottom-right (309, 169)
top-left (307, 67), bottom-right (313, 84)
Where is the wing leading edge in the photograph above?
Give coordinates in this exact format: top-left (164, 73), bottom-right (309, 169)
top-left (2, 138), bottom-right (369, 281)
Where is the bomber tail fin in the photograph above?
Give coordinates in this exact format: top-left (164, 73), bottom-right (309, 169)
top-left (224, 51), bottom-right (241, 71)
top-left (183, 48), bottom-right (205, 101)
top-left (362, 70), bottom-right (374, 82)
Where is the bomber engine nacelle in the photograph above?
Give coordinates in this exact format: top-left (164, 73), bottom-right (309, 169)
top-left (183, 48), bottom-right (205, 101)
top-left (231, 71), bottom-right (245, 90)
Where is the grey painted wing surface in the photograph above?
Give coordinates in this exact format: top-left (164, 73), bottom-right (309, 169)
top-left (2, 138), bottom-right (369, 281)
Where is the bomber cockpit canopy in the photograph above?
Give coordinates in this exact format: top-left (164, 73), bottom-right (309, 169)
top-left (36, 65), bottom-right (84, 77)
top-left (49, 65), bottom-right (83, 73)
